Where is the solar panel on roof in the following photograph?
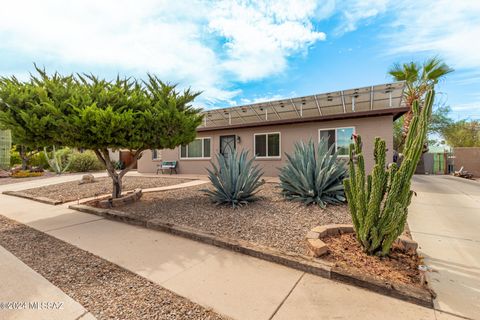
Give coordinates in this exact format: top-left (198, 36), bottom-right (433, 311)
top-left (199, 81), bottom-right (405, 128)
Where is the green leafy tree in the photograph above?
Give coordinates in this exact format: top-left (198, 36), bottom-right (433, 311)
top-left (443, 120), bottom-right (480, 147)
top-left (0, 76), bottom-right (48, 169)
top-left (429, 104), bottom-right (453, 136)
top-left (389, 57), bottom-right (453, 148)
top-left (0, 68), bottom-right (203, 198)
top-left (393, 103), bottom-right (453, 152)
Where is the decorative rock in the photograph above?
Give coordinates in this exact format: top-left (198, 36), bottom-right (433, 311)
top-left (0, 169), bottom-right (10, 178)
top-left (98, 189), bottom-right (143, 208)
top-left (79, 174), bottom-right (95, 185)
top-left (307, 238), bottom-right (328, 257)
top-left (306, 231), bottom-right (320, 239)
top-left (311, 226), bottom-right (328, 238)
top-left (395, 235), bottom-right (418, 253)
top-left (307, 224), bottom-right (355, 258)
top-left (336, 224), bottom-right (354, 234)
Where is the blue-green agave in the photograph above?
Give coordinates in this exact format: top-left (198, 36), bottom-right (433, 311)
top-left (279, 138), bottom-right (347, 208)
top-left (203, 150), bottom-right (264, 207)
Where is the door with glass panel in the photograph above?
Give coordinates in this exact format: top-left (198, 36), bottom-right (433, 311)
top-left (219, 135), bottom-right (236, 159)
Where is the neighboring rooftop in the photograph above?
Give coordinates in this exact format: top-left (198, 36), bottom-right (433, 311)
top-left (198, 81), bottom-right (407, 131)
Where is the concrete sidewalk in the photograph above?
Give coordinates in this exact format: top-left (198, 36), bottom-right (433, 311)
top-left (0, 245), bottom-right (95, 320)
top-left (0, 176), bottom-right (456, 320)
top-left (409, 175), bottom-right (480, 319)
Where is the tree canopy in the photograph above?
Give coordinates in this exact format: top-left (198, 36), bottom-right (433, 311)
top-left (443, 120), bottom-right (480, 147)
top-left (0, 68), bottom-right (203, 197)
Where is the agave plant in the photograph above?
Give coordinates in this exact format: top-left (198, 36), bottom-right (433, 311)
top-left (203, 150), bottom-right (264, 208)
top-left (279, 138), bottom-right (347, 208)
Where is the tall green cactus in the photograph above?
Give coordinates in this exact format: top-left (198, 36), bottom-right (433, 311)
top-left (344, 90), bottom-right (434, 256)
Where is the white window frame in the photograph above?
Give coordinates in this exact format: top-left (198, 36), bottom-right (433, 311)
top-left (253, 132), bottom-right (281, 159)
top-left (179, 137), bottom-right (212, 160)
top-left (318, 127), bottom-right (355, 157)
top-left (151, 149), bottom-right (162, 161)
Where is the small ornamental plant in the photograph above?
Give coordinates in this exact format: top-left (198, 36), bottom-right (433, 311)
top-left (204, 150), bottom-right (264, 208)
top-left (279, 139), bottom-right (347, 208)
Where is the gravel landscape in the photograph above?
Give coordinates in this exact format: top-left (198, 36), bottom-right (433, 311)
top-left (0, 171), bottom-right (64, 186)
top-left (323, 233), bottom-right (423, 287)
top-left (115, 183), bottom-right (351, 255)
top-left (18, 176), bottom-right (192, 203)
top-left (0, 215), bottom-right (223, 320)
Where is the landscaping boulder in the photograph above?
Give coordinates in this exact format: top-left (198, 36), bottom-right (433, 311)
top-left (0, 169), bottom-right (10, 178)
top-left (79, 174), bottom-right (95, 185)
top-left (394, 235), bottom-right (418, 253)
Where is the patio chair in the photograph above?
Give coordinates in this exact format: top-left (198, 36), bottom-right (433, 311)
top-left (157, 161), bottom-right (178, 175)
top-left (454, 166), bottom-right (474, 179)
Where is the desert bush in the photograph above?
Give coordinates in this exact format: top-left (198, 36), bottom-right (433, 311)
top-left (203, 150), bottom-right (264, 208)
top-left (9, 150), bottom-right (21, 166)
top-left (11, 170), bottom-right (44, 178)
top-left (69, 151), bottom-right (105, 172)
top-left (28, 152), bottom-right (49, 168)
top-left (279, 139), bottom-right (348, 208)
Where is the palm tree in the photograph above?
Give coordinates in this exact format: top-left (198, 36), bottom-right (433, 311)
top-left (388, 57), bottom-right (453, 146)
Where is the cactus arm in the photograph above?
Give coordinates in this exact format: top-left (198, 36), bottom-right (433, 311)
top-left (344, 90), bottom-right (435, 256)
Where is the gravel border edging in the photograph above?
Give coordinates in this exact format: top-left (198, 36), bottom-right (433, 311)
top-left (69, 204), bottom-right (434, 309)
top-left (2, 190), bottom-right (62, 205)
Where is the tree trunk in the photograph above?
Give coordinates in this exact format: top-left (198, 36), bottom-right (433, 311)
top-left (112, 174), bottom-right (122, 199)
top-left (93, 149), bottom-right (143, 199)
top-left (402, 110), bottom-right (414, 141)
top-left (20, 146), bottom-right (28, 170)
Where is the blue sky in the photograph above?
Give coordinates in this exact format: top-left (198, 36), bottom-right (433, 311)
top-left (0, 0), bottom-right (479, 120)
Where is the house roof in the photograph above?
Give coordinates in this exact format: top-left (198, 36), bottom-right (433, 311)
top-left (198, 81), bottom-right (408, 132)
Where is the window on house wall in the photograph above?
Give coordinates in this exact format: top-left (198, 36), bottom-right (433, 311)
top-left (319, 127), bottom-right (354, 156)
top-left (180, 138), bottom-right (211, 159)
top-left (254, 133), bottom-right (280, 158)
top-left (151, 149), bottom-right (162, 160)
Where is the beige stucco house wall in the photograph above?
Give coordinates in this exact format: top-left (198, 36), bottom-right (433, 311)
top-left (453, 147), bottom-right (480, 177)
top-left (138, 115), bottom-right (394, 176)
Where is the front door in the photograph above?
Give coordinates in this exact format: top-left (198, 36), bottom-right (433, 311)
top-left (220, 135), bottom-right (236, 159)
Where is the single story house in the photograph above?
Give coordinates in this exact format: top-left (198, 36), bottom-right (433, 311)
top-left (138, 82), bottom-right (408, 176)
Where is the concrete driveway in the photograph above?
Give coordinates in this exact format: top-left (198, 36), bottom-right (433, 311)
top-left (409, 175), bottom-right (480, 319)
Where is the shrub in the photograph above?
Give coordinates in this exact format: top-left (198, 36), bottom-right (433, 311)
top-left (11, 170), bottom-right (44, 178)
top-left (28, 152), bottom-right (49, 168)
top-left (9, 150), bottom-right (21, 167)
top-left (69, 151), bottom-right (105, 172)
top-left (203, 150), bottom-right (264, 207)
top-left (343, 90), bottom-right (434, 256)
top-left (279, 139), bottom-right (348, 208)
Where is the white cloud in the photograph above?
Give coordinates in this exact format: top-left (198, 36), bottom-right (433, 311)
top-left (0, 0), bottom-right (326, 106)
top-left (238, 93), bottom-right (293, 105)
top-left (386, 0), bottom-right (480, 71)
top-left (451, 102), bottom-right (479, 112)
top-left (333, 0), bottom-right (389, 34)
top-left (208, 0), bottom-right (325, 81)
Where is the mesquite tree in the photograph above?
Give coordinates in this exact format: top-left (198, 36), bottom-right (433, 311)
top-left (343, 90), bottom-right (434, 256)
top-left (0, 68), bottom-right (203, 198)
